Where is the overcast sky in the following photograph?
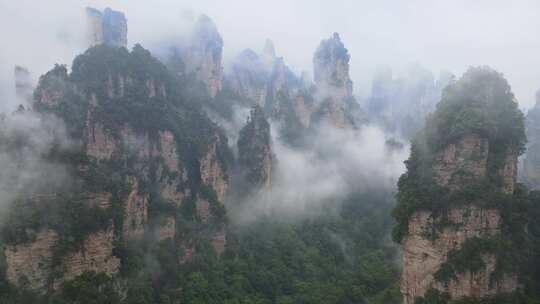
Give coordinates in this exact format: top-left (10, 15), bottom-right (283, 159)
top-left (1, 0), bottom-right (540, 110)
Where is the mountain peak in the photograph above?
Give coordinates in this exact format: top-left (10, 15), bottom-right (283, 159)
top-left (261, 39), bottom-right (276, 66)
top-left (85, 7), bottom-right (127, 48)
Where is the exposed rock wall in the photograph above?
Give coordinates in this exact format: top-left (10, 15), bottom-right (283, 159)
top-left (157, 130), bottom-right (180, 174)
top-left (55, 228), bottom-right (120, 288)
top-left (34, 65), bottom-right (70, 107)
top-left (400, 207), bottom-right (517, 304)
top-left (5, 226), bottom-right (120, 292)
top-left (86, 7), bottom-right (104, 46)
top-left (497, 148), bottom-right (518, 194)
top-left (400, 133), bottom-right (521, 303)
top-left (224, 38), bottom-right (311, 138)
top-left (294, 94), bottom-right (312, 128)
top-left (225, 40), bottom-right (310, 138)
top-left (82, 192), bottom-right (112, 209)
top-left (122, 177), bottom-right (149, 240)
top-left (314, 102), bottom-right (353, 129)
top-left (237, 106), bottom-right (274, 189)
top-left (5, 230), bottom-right (58, 291)
top-left (155, 216), bottom-right (176, 241)
top-left (196, 195), bottom-right (211, 222)
top-left (4, 45), bottom-right (232, 294)
top-left (312, 33), bottom-right (356, 129)
top-left (228, 49), bottom-right (269, 106)
top-left (193, 195), bottom-right (227, 256)
top-left (313, 32), bottom-right (352, 101)
top-left (183, 15), bottom-right (223, 98)
top-left (82, 90), bottom-right (187, 241)
top-left (85, 122), bottom-right (117, 159)
top-left (14, 66), bottom-right (33, 102)
top-left (433, 134), bottom-right (489, 191)
top-left (522, 95), bottom-right (540, 189)
top-left (86, 7), bottom-right (127, 48)
top-left (102, 8), bottom-right (128, 48)
top-left (261, 39), bottom-right (276, 67)
top-left (211, 226), bottom-right (226, 256)
top-left (265, 57), bottom-right (300, 117)
top-left (200, 134), bottom-right (228, 202)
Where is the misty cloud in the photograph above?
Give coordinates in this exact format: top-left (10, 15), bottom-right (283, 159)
top-left (230, 123), bottom-right (408, 224)
top-left (0, 109), bottom-right (72, 216)
top-left (2, 0), bottom-right (540, 112)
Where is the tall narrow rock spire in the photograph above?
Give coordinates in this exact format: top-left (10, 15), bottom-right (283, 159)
top-left (14, 66), bottom-right (33, 102)
top-left (313, 32), bottom-right (352, 99)
top-left (237, 105), bottom-right (274, 189)
top-left (311, 32), bottom-right (357, 128)
top-left (184, 14), bottom-right (223, 98)
top-left (85, 7), bottom-right (127, 48)
top-left (394, 67), bottom-right (526, 303)
top-left (261, 39), bottom-right (276, 66)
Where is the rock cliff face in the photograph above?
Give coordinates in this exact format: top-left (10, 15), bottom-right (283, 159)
top-left (34, 65), bottom-right (70, 107)
top-left (261, 39), bottom-right (276, 67)
top-left (401, 207), bottom-right (517, 303)
top-left (228, 49), bottom-right (269, 106)
top-left (432, 134), bottom-right (489, 191)
top-left (5, 228), bottom-right (120, 292)
top-left (224, 33), bottom-right (363, 143)
top-left (312, 33), bottom-right (356, 129)
top-left (5, 195), bottom-right (120, 292)
top-left (182, 15), bottom-right (223, 98)
top-left (3, 45), bottom-right (230, 292)
top-left (227, 41), bottom-right (302, 113)
top-left (14, 66), bottom-right (33, 102)
top-left (54, 227), bottom-right (120, 289)
top-left (237, 106), bottom-right (274, 189)
top-left (293, 94), bottom-right (312, 128)
top-left (522, 94), bottom-right (540, 189)
top-left (200, 134), bottom-right (228, 202)
top-left (397, 67), bottom-right (526, 304)
top-left (122, 177), bottom-right (149, 239)
top-left (223, 41), bottom-right (312, 145)
top-left (401, 134), bottom-right (520, 303)
top-left (264, 57), bottom-right (302, 117)
top-left (313, 33), bottom-right (352, 100)
top-left (86, 7), bottom-right (127, 48)
top-left (5, 229), bottom-right (58, 291)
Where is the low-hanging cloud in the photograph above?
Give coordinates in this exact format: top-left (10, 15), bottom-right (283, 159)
top-left (230, 123), bottom-right (408, 224)
top-left (1, 0), bottom-right (540, 112)
top-left (0, 108), bottom-right (72, 219)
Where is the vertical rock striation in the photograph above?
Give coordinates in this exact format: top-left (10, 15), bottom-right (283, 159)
top-left (227, 41), bottom-right (303, 115)
top-left (522, 92), bottom-right (540, 189)
top-left (400, 133), bottom-right (520, 303)
top-left (395, 67), bottom-right (526, 304)
top-left (4, 195), bottom-right (120, 292)
top-left (14, 66), bottom-right (33, 103)
top-left (313, 33), bottom-right (352, 101)
top-left (3, 45), bottom-right (231, 292)
top-left (312, 33), bottom-right (358, 128)
top-left (237, 105), bottom-right (274, 189)
top-left (228, 49), bottom-right (269, 106)
top-left (86, 7), bottom-right (127, 48)
top-left (200, 133), bottom-right (229, 202)
top-left (183, 15), bottom-right (223, 98)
